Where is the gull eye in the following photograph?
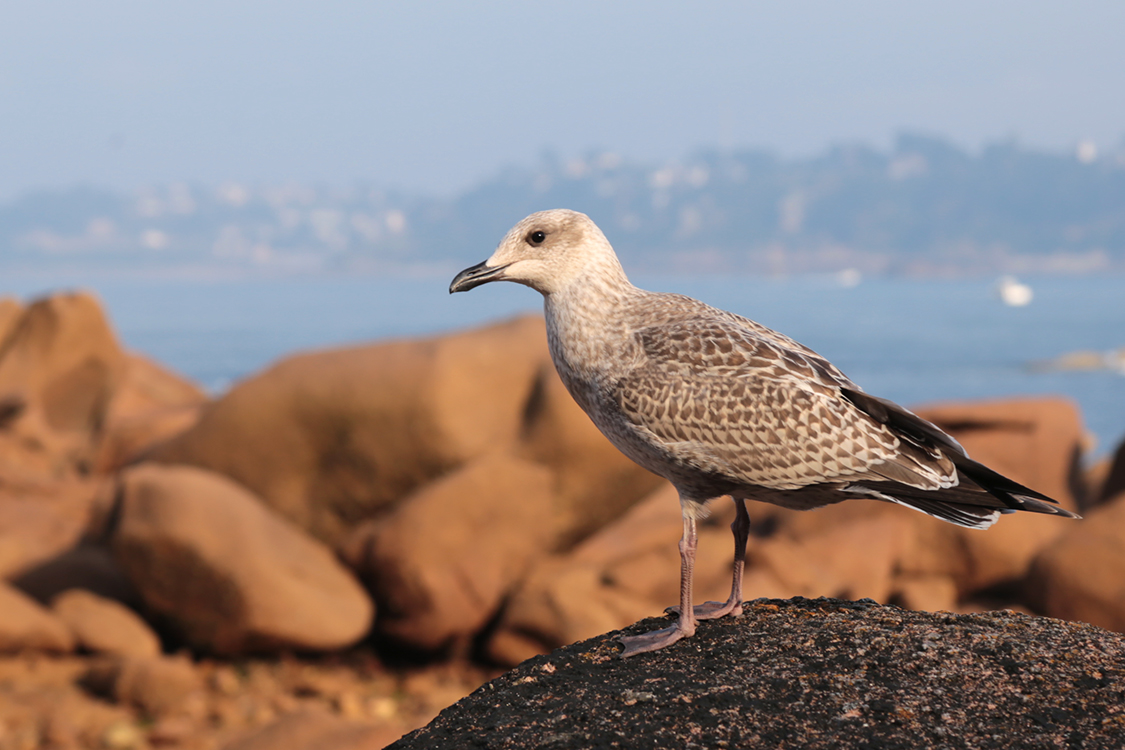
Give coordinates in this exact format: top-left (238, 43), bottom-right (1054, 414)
top-left (528, 230), bottom-right (547, 246)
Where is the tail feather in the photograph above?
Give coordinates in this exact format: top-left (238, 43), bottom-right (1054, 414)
top-left (841, 387), bottom-right (1081, 522)
top-left (893, 497), bottom-right (1002, 530)
top-left (950, 452), bottom-right (1077, 517)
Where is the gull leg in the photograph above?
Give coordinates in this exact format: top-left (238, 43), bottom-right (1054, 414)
top-left (619, 511), bottom-right (698, 657)
top-left (669, 497), bottom-right (750, 620)
top-left (696, 497), bottom-right (749, 619)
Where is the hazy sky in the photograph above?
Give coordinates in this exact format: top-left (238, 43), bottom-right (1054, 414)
top-left (2, 1), bottom-right (1123, 199)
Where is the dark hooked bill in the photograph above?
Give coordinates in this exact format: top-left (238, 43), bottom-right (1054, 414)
top-left (449, 261), bottom-right (510, 293)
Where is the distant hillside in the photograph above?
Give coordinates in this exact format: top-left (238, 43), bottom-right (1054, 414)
top-left (3, 134), bottom-right (1124, 278)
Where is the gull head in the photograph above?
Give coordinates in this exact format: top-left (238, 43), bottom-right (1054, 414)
top-left (449, 209), bottom-right (620, 296)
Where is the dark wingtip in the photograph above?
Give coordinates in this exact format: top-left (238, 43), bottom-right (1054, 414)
top-left (1018, 499), bottom-right (1081, 520)
top-left (841, 386), bottom-right (1080, 518)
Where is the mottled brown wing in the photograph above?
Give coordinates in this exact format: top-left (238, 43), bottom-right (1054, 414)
top-left (655, 295), bottom-right (856, 387)
top-left (614, 317), bottom-right (955, 491)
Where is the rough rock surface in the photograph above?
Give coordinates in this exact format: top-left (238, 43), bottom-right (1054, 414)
top-left (392, 598), bottom-right (1125, 750)
top-left (112, 463), bottom-right (373, 654)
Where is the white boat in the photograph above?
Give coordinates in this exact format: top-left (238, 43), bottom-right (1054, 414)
top-left (996, 276), bottom-right (1033, 307)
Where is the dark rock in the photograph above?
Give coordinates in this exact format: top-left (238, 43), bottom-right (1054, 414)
top-left (391, 598), bottom-right (1125, 750)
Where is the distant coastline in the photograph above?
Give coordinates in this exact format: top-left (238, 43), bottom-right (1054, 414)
top-left (3, 134), bottom-right (1124, 280)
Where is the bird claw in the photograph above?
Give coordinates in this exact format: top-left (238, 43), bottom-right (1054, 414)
top-left (618, 622), bottom-right (692, 657)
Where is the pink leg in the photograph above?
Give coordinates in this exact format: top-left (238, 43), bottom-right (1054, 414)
top-left (669, 497), bottom-right (749, 620)
top-left (618, 511), bottom-right (698, 657)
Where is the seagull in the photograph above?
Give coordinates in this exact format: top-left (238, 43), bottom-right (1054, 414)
top-left (450, 209), bottom-right (1079, 657)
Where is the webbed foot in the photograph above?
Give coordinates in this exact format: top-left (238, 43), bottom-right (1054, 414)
top-left (665, 597), bottom-right (744, 621)
top-left (618, 621), bottom-right (694, 657)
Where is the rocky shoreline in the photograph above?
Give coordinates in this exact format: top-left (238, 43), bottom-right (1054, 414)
top-left (1, 290), bottom-right (1123, 749)
top-left (391, 597), bottom-right (1125, 750)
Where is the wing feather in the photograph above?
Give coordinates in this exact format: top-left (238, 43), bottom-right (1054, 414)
top-left (614, 316), bottom-right (956, 491)
top-left (606, 300), bottom-right (1076, 526)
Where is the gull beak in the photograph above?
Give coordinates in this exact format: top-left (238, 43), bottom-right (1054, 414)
top-left (449, 261), bottom-right (510, 293)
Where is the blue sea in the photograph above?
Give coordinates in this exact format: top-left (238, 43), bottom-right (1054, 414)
top-left (4, 272), bottom-right (1124, 459)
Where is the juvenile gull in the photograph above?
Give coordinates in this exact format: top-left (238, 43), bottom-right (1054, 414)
top-left (449, 209), bottom-right (1080, 657)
